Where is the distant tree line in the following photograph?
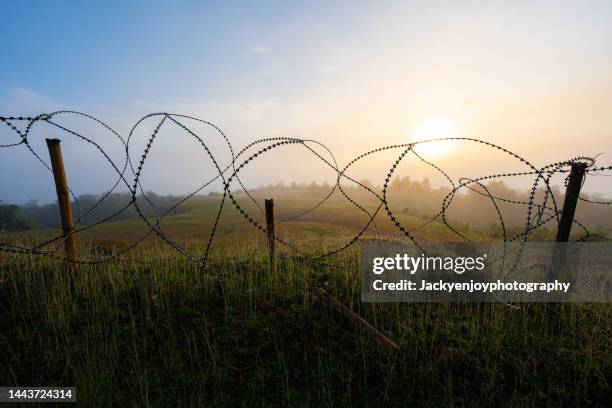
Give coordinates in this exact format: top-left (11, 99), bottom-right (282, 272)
top-left (3, 178), bottom-right (611, 237)
top-left (0, 202), bottom-right (33, 231)
top-left (11, 192), bottom-right (189, 230)
top-left (252, 177), bottom-right (612, 236)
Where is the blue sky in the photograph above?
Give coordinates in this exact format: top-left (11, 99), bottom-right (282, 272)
top-left (1, 1), bottom-right (381, 106)
top-left (2, 1), bottom-right (612, 202)
top-left (2, 1), bottom-right (297, 103)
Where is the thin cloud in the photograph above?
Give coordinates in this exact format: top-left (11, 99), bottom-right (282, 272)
top-left (247, 45), bottom-right (272, 53)
top-left (0, 87), bottom-right (69, 116)
top-left (271, 58), bottom-right (284, 67)
top-left (319, 65), bottom-right (338, 74)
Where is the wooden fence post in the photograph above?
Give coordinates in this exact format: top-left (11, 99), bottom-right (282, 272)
top-left (265, 199), bottom-right (275, 266)
top-left (550, 162), bottom-right (586, 281)
top-left (555, 162), bottom-right (587, 243)
top-left (46, 138), bottom-right (79, 270)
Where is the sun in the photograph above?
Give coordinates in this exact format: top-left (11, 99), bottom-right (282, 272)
top-left (410, 117), bottom-right (460, 157)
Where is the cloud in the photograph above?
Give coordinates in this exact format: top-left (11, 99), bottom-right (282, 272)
top-left (247, 45), bottom-right (272, 53)
top-left (319, 65), bottom-right (338, 75)
top-left (132, 98), bottom-right (281, 127)
top-left (0, 87), bottom-right (69, 116)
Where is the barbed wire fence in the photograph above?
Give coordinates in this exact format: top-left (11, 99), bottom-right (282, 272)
top-left (1, 111), bottom-right (612, 274)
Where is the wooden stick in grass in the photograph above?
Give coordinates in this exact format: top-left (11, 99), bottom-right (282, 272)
top-left (314, 287), bottom-right (398, 352)
top-left (46, 138), bottom-right (79, 272)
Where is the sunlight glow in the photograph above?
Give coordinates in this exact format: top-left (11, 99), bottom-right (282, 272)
top-left (411, 117), bottom-right (460, 157)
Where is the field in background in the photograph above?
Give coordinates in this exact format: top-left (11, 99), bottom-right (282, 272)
top-left (2, 194), bottom-right (522, 252)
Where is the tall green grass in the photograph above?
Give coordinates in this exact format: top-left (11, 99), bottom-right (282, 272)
top-left (1, 237), bottom-right (610, 406)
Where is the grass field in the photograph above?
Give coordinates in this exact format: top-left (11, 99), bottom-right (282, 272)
top-left (1, 197), bottom-right (610, 406)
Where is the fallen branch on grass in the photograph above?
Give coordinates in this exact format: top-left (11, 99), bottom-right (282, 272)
top-left (314, 287), bottom-right (399, 352)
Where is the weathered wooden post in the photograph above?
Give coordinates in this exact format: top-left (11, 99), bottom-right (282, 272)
top-left (555, 162), bottom-right (587, 242)
top-left (46, 138), bottom-right (79, 270)
top-left (265, 199), bottom-right (275, 266)
top-left (550, 162), bottom-right (586, 282)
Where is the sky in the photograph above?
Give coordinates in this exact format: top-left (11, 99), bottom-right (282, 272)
top-left (1, 0), bottom-right (612, 203)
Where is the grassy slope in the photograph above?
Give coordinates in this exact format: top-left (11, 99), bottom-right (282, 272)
top-left (0, 198), bottom-right (610, 406)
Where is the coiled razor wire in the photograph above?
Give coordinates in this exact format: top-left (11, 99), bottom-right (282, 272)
top-left (1, 112), bottom-right (612, 279)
